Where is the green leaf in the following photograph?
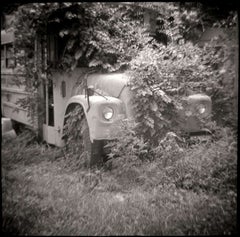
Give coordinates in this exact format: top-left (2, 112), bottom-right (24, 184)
top-left (71, 60), bottom-right (78, 71)
top-left (89, 59), bottom-right (102, 67)
top-left (59, 30), bottom-right (69, 38)
top-left (150, 101), bottom-right (158, 112)
top-left (74, 49), bottom-right (84, 60)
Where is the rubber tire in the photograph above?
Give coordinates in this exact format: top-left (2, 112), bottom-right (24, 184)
top-left (64, 105), bottom-right (104, 168)
top-left (81, 117), bottom-right (104, 168)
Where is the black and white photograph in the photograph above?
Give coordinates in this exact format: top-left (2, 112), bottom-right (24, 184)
top-left (1, 1), bottom-right (238, 235)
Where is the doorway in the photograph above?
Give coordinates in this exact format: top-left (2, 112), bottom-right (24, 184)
top-left (42, 79), bottom-right (56, 145)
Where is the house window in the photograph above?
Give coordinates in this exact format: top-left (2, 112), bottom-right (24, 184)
top-left (1, 43), bottom-right (15, 68)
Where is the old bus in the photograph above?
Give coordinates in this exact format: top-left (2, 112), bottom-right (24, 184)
top-left (1, 9), bottom-right (213, 166)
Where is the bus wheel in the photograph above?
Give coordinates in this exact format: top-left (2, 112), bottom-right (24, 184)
top-left (63, 105), bottom-right (103, 168)
top-left (81, 117), bottom-right (104, 167)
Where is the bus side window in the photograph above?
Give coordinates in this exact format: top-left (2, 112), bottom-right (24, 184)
top-left (6, 44), bottom-right (15, 68)
top-left (1, 43), bottom-right (15, 68)
top-left (1, 45), bottom-right (5, 68)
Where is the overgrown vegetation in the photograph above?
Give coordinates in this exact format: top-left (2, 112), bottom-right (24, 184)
top-left (2, 2), bottom-right (238, 235)
top-left (12, 2), bottom-right (237, 132)
top-left (2, 126), bottom-right (237, 235)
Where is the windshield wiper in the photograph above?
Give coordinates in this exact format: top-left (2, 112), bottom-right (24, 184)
top-left (117, 84), bottom-right (128, 98)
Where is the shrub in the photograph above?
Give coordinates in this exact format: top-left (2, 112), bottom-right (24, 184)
top-left (105, 119), bottom-right (153, 169)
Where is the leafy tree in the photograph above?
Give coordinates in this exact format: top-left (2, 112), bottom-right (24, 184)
top-left (13, 2), bottom-right (146, 123)
top-left (14, 2), bottom-right (146, 73)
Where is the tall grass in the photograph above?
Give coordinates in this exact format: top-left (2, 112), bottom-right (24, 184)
top-left (1, 127), bottom-right (237, 235)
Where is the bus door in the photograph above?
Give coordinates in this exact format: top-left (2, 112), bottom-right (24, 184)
top-left (42, 33), bottom-right (68, 146)
top-left (36, 34), bottom-right (56, 145)
top-left (42, 78), bottom-right (56, 145)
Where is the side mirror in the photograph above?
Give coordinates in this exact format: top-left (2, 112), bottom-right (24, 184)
top-left (86, 85), bottom-right (94, 113)
top-left (87, 85), bottom-right (94, 96)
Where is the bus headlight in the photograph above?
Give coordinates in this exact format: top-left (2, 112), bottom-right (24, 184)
top-left (102, 106), bottom-right (114, 120)
top-left (197, 104), bottom-right (206, 114)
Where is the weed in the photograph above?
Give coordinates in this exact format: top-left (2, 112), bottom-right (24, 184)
top-left (1, 127), bottom-right (237, 235)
